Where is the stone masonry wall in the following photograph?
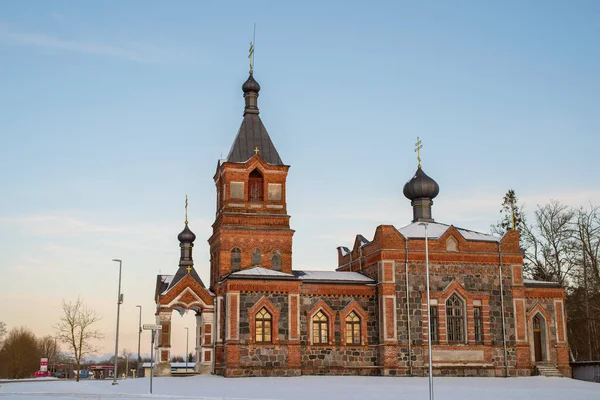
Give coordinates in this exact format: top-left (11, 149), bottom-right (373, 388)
top-left (239, 293), bottom-right (289, 343)
top-left (394, 262), bottom-right (522, 376)
top-left (299, 295), bottom-right (378, 374)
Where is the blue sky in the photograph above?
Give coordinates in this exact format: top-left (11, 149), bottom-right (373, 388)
top-left (1, 1), bottom-right (599, 358)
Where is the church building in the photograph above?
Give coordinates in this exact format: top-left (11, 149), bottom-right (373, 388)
top-left (154, 69), bottom-right (570, 378)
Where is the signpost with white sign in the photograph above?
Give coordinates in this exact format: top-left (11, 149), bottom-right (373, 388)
top-left (40, 358), bottom-right (48, 372)
top-left (143, 324), bottom-right (162, 394)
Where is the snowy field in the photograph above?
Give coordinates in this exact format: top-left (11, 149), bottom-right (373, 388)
top-left (0, 375), bottom-right (597, 400)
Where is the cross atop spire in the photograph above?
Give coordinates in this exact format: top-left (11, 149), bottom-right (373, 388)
top-left (249, 42), bottom-right (254, 74)
top-left (415, 137), bottom-right (423, 169)
top-left (185, 195), bottom-right (189, 225)
top-left (248, 23), bottom-right (256, 74)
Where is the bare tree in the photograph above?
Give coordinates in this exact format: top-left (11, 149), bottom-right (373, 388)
top-left (38, 335), bottom-right (60, 374)
top-left (0, 321), bottom-right (6, 346)
top-left (576, 204), bottom-right (600, 288)
top-left (569, 204), bottom-right (600, 360)
top-left (521, 200), bottom-right (577, 285)
top-left (54, 297), bottom-right (104, 382)
top-left (0, 327), bottom-right (40, 379)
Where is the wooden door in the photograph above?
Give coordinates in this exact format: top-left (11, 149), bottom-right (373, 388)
top-left (533, 315), bottom-right (542, 362)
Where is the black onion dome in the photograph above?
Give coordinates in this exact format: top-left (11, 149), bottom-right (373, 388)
top-left (177, 224), bottom-right (196, 243)
top-left (242, 73), bottom-right (261, 93)
top-left (403, 168), bottom-right (440, 200)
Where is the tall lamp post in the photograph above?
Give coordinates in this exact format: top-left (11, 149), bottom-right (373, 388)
top-left (136, 305), bottom-right (142, 377)
top-left (419, 222), bottom-right (434, 400)
top-left (112, 259), bottom-right (123, 385)
top-left (184, 327), bottom-right (189, 372)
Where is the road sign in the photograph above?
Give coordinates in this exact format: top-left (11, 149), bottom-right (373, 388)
top-left (40, 358), bottom-right (48, 372)
top-left (143, 324), bottom-right (162, 330)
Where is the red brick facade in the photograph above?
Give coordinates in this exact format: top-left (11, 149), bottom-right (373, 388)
top-left (155, 73), bottom-right (570, 378)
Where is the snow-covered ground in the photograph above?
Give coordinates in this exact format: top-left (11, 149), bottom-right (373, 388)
top-left (0, 375), bottom-right (596, 400)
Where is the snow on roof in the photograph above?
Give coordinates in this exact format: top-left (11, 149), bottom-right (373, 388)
top-left (358, 235), bottom-right (370, 247)
top-left (339, 246), bottom-right (351, 256)
top-left (523, 279), bottom-right (561, 287)
top-left (230, 266), bottom-right (295, 278)
top-left (160, 275), bottom-right (174, 284)
top-left (398, 222), bottom-right (500, 242)
top-left (293, 270), bottom-right (374, 283)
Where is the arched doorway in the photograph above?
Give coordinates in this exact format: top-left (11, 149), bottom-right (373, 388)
top-left (155, 276), bottom-right (215, 376)
top-left (533, 315), bottom-right (543, 362)
top-left (530, 312), bottom-right (548, 363)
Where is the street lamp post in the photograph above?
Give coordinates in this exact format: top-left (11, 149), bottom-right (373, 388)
top-left (419, 222), bottom-right (434, 400)
top-left (112, 259), bottom-right (123, 386)
top-left (184, 327), bottom-right (189, 372)
top-left (52, 336), bottom-right (57, 377)
top-left (136, 305), bottom-right (142, 377)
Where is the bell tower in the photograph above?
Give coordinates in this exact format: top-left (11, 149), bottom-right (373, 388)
top-left (208, 72), bottom-right (294, 289)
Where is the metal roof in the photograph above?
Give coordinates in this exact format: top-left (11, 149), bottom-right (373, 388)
top-left (226, 111), bottom-right (284, 166)
top-left (227, 267), bottom-right (373, 284)
top-left (398, 221), bottom-right (500, 242)
top-left (230, 266), bottom-right (294, 278)
top-left (293, 270), bottom-right (374, 283)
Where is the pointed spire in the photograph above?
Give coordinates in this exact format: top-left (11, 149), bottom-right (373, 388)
top-left (167, 197), bottom-right (205, 290)
top-left (226, 64), bottom-right (284, 165)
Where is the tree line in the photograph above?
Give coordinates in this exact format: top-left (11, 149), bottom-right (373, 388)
top-left (0, 326), bottom-right (60, 379)
top-left (493, 190), bottom-right (600, 361)
top-left (0, 297), bottom-right (103, 380)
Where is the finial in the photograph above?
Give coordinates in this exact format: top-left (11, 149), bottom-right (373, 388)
top-left (185, 195), bottom-right (189, 225)
top-left (414, 137), bottom-right (423, 169)
top-left (248, 23), bottom-right (256, 74)
top-left (186, 265), bottom-right (192, 274)
top-left (254, 146), bottom-right (259, 155)
top-left (248, 42), bottom-right (254, 74)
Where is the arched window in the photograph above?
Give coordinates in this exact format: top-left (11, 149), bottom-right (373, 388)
top-left (446, 294), bottom-right (464, 342)
top-left (272, 250), bottom-right (282, 271)
top-left (345, 311), bottom-right (361, 345)
top-left (252, 248), bottom-right (262, 266)
top-left (312, 311), bottom-right (328, 344)
top-left (255, 308), bottom-right (272, 343)
top-left (230, 248), bottom-right (241, 272)
top-left (249, 169), bottom-right (264, 202)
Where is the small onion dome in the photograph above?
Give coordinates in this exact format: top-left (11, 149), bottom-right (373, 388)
top-left (403, 167), bottom-right (440, 200)
top-left (242, 73), bottom-right (261, 93)
top-left (177, 224), bottom-right (196, 243)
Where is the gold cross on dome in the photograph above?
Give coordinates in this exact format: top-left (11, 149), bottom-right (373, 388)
top-left (414, 137), bottom-right (423, 168)
top-left (254, 146), bottom-right (260, 155)
top-left (185, 195), bottom-right (189, 225)
top-left (186, 265), bottom-right (192, 274)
